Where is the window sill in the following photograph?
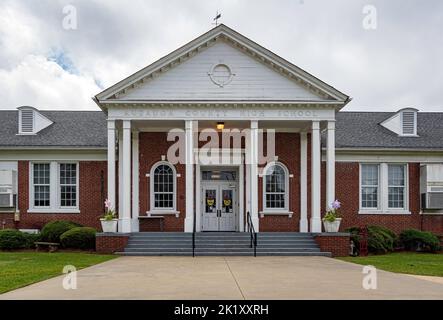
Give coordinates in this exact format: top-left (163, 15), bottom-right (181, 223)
top-left (27, 209), bottom-right (80, 214)
top-left (259, 211), bottom-right (293, 218)
top-left (146, 210), bottom-right (180, 218)
top-left (358, 210), bottom-right (411, 215)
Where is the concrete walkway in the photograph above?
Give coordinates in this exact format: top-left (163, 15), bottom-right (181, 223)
top-left (1, 256), bottom-right (442, 299)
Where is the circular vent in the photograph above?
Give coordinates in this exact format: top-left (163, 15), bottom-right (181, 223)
top-left (208, 63), bottom-right (235, 87)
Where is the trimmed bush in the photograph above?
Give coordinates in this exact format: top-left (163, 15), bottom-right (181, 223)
top-left (40, 221), bottom-right (82, 243)
top-left (0, 229), bottom-right (28, 250)
top-left (60, 227), bottom-right (97, 250)
top-left (23, 233), bottom-right (41, 248)
top-left (347, 225), bottom-right (397, 254)
top-left (399, 229), bottom-right (441, 252)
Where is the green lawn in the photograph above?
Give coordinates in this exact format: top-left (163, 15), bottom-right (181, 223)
top-left (0, 252), bottom-right (116, 294)
top-left (339, 252), bottom-right (443, 277)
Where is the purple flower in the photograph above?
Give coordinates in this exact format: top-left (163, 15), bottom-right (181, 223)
top-left (331, 199), bottom-right (341, 210)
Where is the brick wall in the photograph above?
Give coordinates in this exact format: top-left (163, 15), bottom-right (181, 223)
top-left (258, 132), bottom-right (300, 231)
top-left (14, 161), bottom-right (107, 230)
top-left (335, 162), bottom-right (424, 234)
top-left (138, 132), bottom-right (185, 231)
top-left (96, 233), bottom-right (129, 254)
top-left (314, 233), bottom-right (350, 257)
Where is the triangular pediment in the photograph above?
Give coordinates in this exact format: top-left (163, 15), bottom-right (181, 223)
top-left (95, 24), bottom-right (349, 107)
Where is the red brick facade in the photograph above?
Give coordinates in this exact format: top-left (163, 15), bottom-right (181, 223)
top-left (138, 132), bottom-right (185, 231)
top-left (96, 233), bottom-right (129, 253)
top-left (314, 233), bottom-right (350, 257)
top-left (0, 161), bottom-right (108, 231)
top-left (1, 134), bottom-right (442, 238)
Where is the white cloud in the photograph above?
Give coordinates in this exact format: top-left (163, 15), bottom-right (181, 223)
top-left (0, 0), bottom-right (441, 111)
top-left (0, 54), bottom-right (100, 110)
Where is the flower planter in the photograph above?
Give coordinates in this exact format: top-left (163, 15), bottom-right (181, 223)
top-left (322, 218), bottom-right (342, 233)
top-left (100, 218), bottom-right (118, 233)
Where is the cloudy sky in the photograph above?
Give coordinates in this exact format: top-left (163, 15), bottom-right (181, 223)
top-left (0, 0), bottom-right (441, 111)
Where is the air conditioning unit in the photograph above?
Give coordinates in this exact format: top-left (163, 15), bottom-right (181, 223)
top-left (0, 170), bottom-right (17, 208)
top-left (420, 164), bottom-right (443, 210)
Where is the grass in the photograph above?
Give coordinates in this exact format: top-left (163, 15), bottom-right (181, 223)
top-left (339, 252), bottom-right (443, 277)
top-left (0, 252), bottom-right (116, 294)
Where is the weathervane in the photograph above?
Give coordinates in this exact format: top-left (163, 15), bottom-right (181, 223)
top-left (213, 11), bottom-right (221, 26)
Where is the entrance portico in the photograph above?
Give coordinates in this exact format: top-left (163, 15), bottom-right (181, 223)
top-left (94, 24), bottom-right (349, 234)
top-left (103, 108), bottom-right (338, 233)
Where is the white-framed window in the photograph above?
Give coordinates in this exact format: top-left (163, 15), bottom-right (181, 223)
top-left (263, 162), bottom-right (289, 212)
top-left (29, 161), bottom-right (79, 213)
top-left (360, 164), bottom-right (379, 210)
top-left (59, 163), bottom-right (78, 208)
top-left (388, 164), bottom-right (406, 209)
top-left (149, 161), bottom-right (176, 212)
top-left (359, 163), bottom-right (409, 214)
top-left (32, 163), bottom-right (51, 208)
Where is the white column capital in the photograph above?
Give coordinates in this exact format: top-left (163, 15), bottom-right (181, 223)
top-left (312, 120), bottom-right (320, 130)
top-left (122, 120), bottom-right (131, 130)
top-left (107, 119), bottom-right (116, 130)
top-left (250, 120), bottom-right (258, 129)
top-left (327, 121), bottom-right (335, 130)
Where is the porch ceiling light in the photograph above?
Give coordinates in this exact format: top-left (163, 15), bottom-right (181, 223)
top-left (216, 122), bottom-right (225, 130)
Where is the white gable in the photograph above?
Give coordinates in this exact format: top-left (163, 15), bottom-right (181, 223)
top-left (120, 41), bottom-right (321, 101)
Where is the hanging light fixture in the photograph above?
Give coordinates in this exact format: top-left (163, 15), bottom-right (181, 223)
top-left (216, 122), bottom-right (225, 130)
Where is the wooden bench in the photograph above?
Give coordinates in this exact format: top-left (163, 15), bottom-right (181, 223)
top-left (35, 242), bottom-right (60, 253)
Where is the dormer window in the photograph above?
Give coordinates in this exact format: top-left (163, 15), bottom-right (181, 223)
top-left (380, 108), bottom-right (418, 137)
top-left (18, 107), bottom-right (35, 134)
top-left (401, 110), bottom-right (417, 136)
top-left (17, 106), bottom-right (53, 135)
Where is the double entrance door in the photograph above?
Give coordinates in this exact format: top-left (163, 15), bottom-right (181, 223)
top-left (202, 182), bottom-right (237, 231)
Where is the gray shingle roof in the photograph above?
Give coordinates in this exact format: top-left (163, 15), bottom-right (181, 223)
top-left (0, 110), bottom-right (107, 148)
top-left (0, 110), bottom-right (442, 150)
top-left (328, 112), bottom-right (443, 150)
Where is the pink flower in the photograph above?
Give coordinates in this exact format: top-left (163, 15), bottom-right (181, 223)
top-left (331, 199), bottom-right (341, 210)
top-left (104, 199), bottom-right (111, 209)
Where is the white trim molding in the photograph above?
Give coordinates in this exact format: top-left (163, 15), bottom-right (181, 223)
top-left (261, 161), bottom-right (291, 215)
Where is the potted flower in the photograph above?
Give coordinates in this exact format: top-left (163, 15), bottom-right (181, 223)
top-left (322, 199), bottom-right (342, 233)
top-left (100, 199), bottom-right (118, 233)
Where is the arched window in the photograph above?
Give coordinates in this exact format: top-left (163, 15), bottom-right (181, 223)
top-left (263, 162), bottom-right (289, 212)
top-left (150, 162), bottom-right (176, 211)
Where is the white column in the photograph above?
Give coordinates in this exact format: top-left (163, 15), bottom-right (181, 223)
top-left (326, 121), bottom-right (336, 210)
top-left (131, 130), bottom-right (139, 232)
top-left (249, 120), bottom-right (259, 231)
top-left (107, 120), bottom-right (116, 213)
top-left (118, 127), bottom-right (123, 231)
top-left (299, 132), bottom-right (308, 232)
top-left (184, 120), bottom-right (195, 232)
top-left (310, 121), bottom-right (322, 232)
top-left (120, 120), bottom-right (132, 233)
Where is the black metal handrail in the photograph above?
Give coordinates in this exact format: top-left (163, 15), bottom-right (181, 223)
top-left (246, 211), bottom-right (257, 257)
top-left (192, 211), bottom-right (196, 257)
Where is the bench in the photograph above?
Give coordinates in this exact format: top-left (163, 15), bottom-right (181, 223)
top-left (35, 242), bottom-right (60, 253)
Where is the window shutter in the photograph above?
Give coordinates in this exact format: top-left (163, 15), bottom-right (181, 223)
top-left (402, 111), bottom-right (415, 135)
top-left (20, 109), bottom-right (34, 133)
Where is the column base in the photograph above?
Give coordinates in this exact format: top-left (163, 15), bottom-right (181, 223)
top-left (299, 218), bottom-right (308, 233)
top-left (131, 218), bottom-right (139, 232)
top-left (310, 217), bottom-right (322, 233)
top-left (119, 218), bottom-right (132, 233)
top-left (184, 217), bottom-right (194, 233)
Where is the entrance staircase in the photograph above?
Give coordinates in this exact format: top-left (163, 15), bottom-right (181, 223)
top-left (117, 232), bottom-right (331, 256)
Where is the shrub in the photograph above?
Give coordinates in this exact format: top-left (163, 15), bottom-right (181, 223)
top-left (399, 229), bottom-right (441, 252)
top-left (347, 225), bottom-right (397, 254)
top-left (0, 229), bottom-right (28, 250)
top-left (40, 221), bottom-right (82, 243)
top-left (60, 227), bottom-right (97, 250)
top-left (23, 233), bottom-right (41, 248)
